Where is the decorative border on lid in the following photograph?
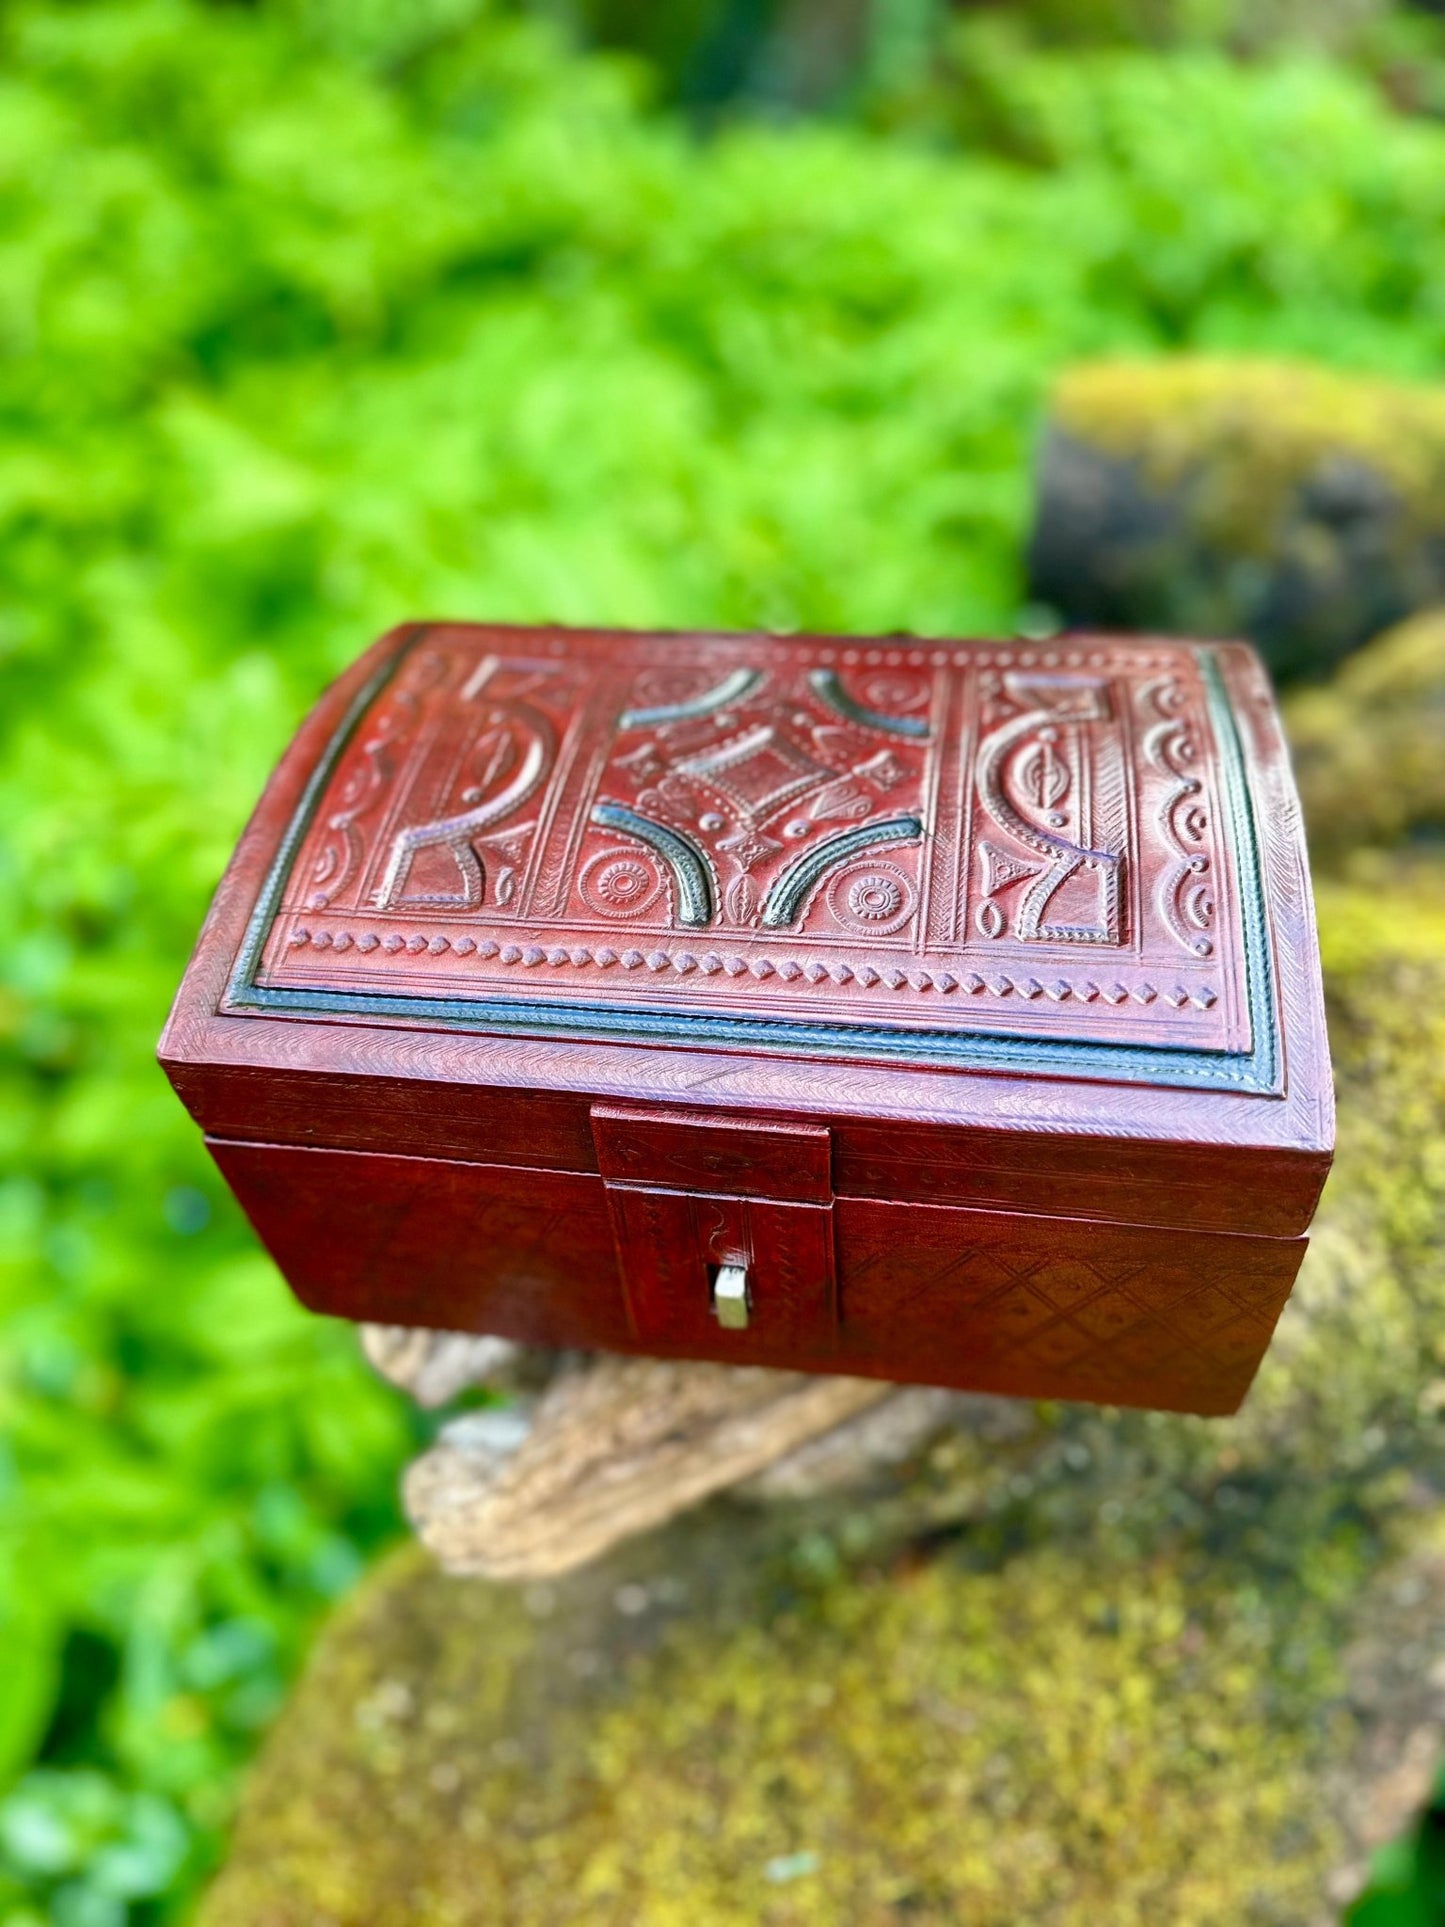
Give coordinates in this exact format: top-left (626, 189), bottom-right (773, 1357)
top-left (222, 639), bottom-right (1281, 1094)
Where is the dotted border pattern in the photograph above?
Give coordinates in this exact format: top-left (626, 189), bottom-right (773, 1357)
top-left (283, 926), bottom-right (1218, 1010)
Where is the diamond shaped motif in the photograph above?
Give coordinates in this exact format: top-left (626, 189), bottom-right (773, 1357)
top-left (1070, 1291), bottom-right (1148, 1342)
top-left (716, 824), bottom-right (783, 871)
top-left (1166, 1287), bottom-right (1241, 1339)
top-left (1030, 1258), bottom-right (1118, 1312)
top-left (1022, 1321), bottom-right (1096, 1369)
top-left (676, 726), bottom-right (830, 814)
top-left (978, 1283), bottom-right (1057, 1345)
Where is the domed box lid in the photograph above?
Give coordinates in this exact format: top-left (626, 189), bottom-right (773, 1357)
top-left (160, 621), bottom-right (1332, 1242)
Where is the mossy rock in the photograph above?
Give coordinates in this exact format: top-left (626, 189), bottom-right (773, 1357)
top-left (198, 856), bottom-right (1445, 1925)
top-left (1027, 358), bottom-right (1445, 680)
top-left (1285, 605), bottom-right (1445, 864)
top-left (199, 1534), bottom-right (1352, 1926)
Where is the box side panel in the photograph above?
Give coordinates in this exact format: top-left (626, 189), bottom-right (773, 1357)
top-left (206, 1139), bottom-right (1306, 1416)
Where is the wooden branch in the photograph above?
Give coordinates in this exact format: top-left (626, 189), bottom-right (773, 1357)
top-left (400, 1352), bottom-right (895, 1580)
top-left (360, 1324), bottom-right (530, 1409)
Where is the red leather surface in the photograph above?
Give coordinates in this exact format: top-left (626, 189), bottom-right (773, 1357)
top-left (252, 626), bottom-right (1254, 1059)
top-left (208, 1136), bottom-right (1305, 1416)
top-left (591, 1103), bottom-right (831, 1202)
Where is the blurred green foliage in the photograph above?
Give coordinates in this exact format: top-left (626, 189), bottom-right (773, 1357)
top-left (1355, 1818), bottom-right (1445, 1927)
top-left (549, 0), bottom-right (1445, 118)
top-left (5, 0), bottom-right (1445, 1919)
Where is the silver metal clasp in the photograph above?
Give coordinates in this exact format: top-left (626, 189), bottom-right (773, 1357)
top-left (712, 1263), bottom-right (751, 1331)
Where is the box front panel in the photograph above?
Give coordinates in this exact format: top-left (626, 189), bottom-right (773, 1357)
top-left (603, 1184), bottom-right (837, 1358)
top-left (206, 1140), bottom-right (629, 1350)
top-left (206, 1138), bottom-right (1304, 1415)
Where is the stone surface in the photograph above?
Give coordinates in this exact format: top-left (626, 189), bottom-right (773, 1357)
top-left (198, 816), bottom-right (1445, 1921)
top-left (1027, 359), bottom-right (1445, 679)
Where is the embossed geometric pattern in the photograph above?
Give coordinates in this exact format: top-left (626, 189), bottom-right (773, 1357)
top-left (250, 625), bottom-right (1255, 1059)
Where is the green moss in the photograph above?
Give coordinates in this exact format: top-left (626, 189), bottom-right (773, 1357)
top-left (1052, 358), bottom-right (1445, 560)
top-left (1286, 607), bottom-right (1445, 861)
top-left (200, 1535), bottom-right (1354, 1927)
top-left (583, 1555), bottom-right (1351, 1926)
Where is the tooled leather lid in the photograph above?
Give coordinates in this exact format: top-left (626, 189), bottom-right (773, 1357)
top-left (224, 622), bottom-right (1298, 1100)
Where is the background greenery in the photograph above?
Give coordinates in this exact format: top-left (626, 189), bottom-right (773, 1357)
top-left (4, 1), bottom-right (1445, 1919)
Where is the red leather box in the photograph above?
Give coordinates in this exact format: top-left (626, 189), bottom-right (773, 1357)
top-left (159, 622), bottom-right (1333, 1415)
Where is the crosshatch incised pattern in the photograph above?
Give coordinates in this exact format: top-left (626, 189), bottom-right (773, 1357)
top-left (838, 1214), bottom-right (1297, 1413)
top-left (250, 626), bottom-right (1258, 1062)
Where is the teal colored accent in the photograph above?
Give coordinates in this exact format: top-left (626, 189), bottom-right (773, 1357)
top-left (761, 815), bottom-right (924, 929)
top-left (1198, 646), bottom-right (1280, 1092)
top-left (226, 637), bottom-right (419, 1010)
top-left (590, 803), bottom-right (715, 927)
top-left (809, 668), bottom-right (930, 738)
top-left (620, 667), bottom-right (763, 729)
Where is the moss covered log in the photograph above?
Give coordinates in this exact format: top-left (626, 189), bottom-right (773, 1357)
top-left (1028, 360), bottom-right (1445, 680)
